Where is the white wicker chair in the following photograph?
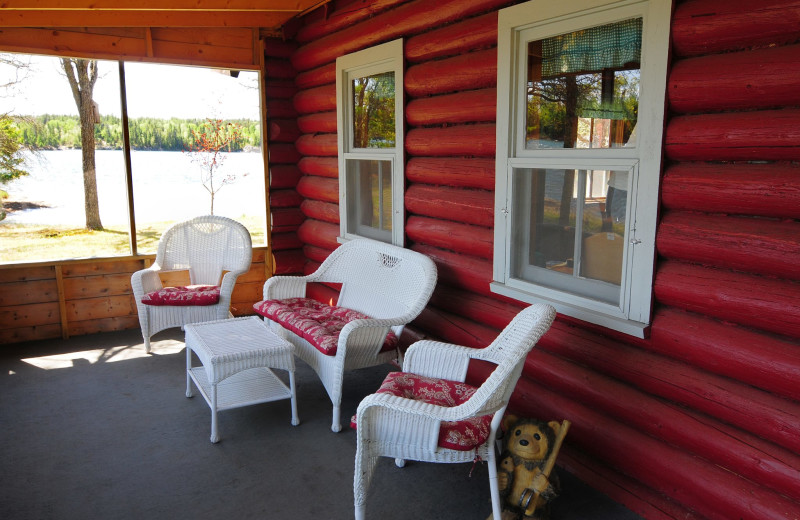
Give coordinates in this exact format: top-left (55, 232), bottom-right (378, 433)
top-left (256, 238), bottom-right (437, 432)
top-left (352, 303), bottom-right (556, 520)
top-left (131, 215), bottom-right (252, 353)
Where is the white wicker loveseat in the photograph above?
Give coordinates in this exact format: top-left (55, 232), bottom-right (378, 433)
top-left (131, 215), bottom-right (252, 353)
top-left (352, 303), bottom-right (556, 520)
top-left (253, 238), bottom-right (437, 432)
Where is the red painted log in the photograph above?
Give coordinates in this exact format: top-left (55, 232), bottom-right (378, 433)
top-left (555, 449), bottom-right (702, 520)
top-left (406, 88), bottom-right (497, 126)
top-left (296, 175), bottom-right (339, 203)
top-left (657, 211), bottom-right (800, 281)
top-left (406, 216), bottom-right (493, 259)
top-left (292, 0), bottom-right (511, 71)
top-left (654, 260), bottom-right (800, 339)
top-left (298, 156), bottom-right (339, 178)
top-left (266, 99), bottom-right (296, 119)
top-left (292, 84), bottom-right (337, 114)
top-left (669, 44), bottom-right (800, 113)
top-left (268, 119), bottom-right (300, 143)
top-left (273, 249), bottom-right (306, 275)
top-left (268, 143), bottom-right (301, 164)
top-left (665, 108), bottom-right (800, 161)
top-left (428, 284), bottom-right (522, 331)
top-left (405, 184), bottom-right (493, 227)
top-left (671, 0), bottom-right (800, 57)
top-left (306, 281), bottom-right (341, 306)
top-left (406, 48), bottom-right (497, 97)
top-left (263, 38), bottom-right (296, 59)
top-left (269, 189), bottom-right (302, 208)
top-left (264, 79), bottom-right (297, 99)
top-left (406, 124), bottom-right (496, 157)
top-left (410, 243), bottom-right (492, 296)
top-left (264, 58), bottom-right (296, 79)
top-left (661, 162), bottom-right (800, 219)
top-left (295, 0), bottom-right (410, 44)
top-left (297, 111), bottom-right (337, 134)
top-left (295, 63), bottom-right (336, 90)
top-left (271, 208), bottom-right (305, 229)
top-left (413, 305), bottom-right (499, 348)
top-left (538, 319), bottom-right (800, 454)
top-left (297, 219), bottom-right (340, 250)
top-left (300, 199), bottom-right (340, 224)
top-left (269, 164), bottom-right (302, 189)
top-left (295, 133), bottom-right (338, 157)
top-left (510, 378), bottom-right (800, 520)
top-left (271, 232), bottom-right (303, 251)
top-left (524, 349), bottom-right (800, 502)
top-left (303, 244), bottom-right (334, 264)
top-left (650, 307), bottom-right (800, 402)
top-left (406, 157), bottom-right (495, 190)
top-left (405, 11), bottom-right (497, 63)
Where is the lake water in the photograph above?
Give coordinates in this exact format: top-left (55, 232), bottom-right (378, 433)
top-left (3, 149), bottom-right (267, 227)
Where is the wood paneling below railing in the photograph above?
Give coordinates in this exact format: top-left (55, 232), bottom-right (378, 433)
top-left (0, 247), bottom-right (270, 345)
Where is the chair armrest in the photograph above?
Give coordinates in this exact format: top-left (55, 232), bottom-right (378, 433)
top-left (131, 268), bottom-right (162, 300)
top-left (219, 270), bottom-right (244, 296)
top-left (336, 318), bottom-right (402, 358)
top-left (262, 275), bottom-right (311, 300)
top-left (402, 340), bottom-right (475, 382)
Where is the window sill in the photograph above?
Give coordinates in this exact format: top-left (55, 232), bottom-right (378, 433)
top-left (490, 281), bottom-right (649, 339)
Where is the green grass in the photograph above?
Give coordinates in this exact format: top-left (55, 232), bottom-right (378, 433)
top-left (0, 216), bottom-right (266, 264)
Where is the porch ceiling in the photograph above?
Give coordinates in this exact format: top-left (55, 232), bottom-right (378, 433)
top-left (0, 1), bottom-right (328, 29)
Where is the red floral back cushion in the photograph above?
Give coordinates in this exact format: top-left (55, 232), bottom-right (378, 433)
top-left (141, 285), bottom-right (220, 306)
top-left (253, 297), bottom-right (398, 356)
top-left (352, 371), bottom-right (493, 451)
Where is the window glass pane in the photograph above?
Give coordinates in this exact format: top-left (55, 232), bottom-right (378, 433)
top-left (351, 72), bottom-right (395, 148)
top-left (0, 55), bottom-right (128, 262)
top-left (511, 166), bottom-right (626, 303)
top-left (124, 63), bottom-right (266, 253)
top-left (345, 158), bottom-right (392, 241)
top-left (526, 18), bottom-right (641, 150)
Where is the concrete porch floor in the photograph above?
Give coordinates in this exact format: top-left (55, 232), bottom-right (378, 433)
top-left (0, 327), bottom-right (645, 520)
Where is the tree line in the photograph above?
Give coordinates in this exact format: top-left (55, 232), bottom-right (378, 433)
top-left (17, 114), bottom-right (262, 151)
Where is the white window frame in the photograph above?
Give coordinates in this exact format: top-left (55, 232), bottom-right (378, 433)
top-left (336, 39), bottom-right (405, 246)
top-left (492, 0), bottom-right (671, 337)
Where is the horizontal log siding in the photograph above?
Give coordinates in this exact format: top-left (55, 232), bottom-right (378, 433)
top-left (264, 38), bottom-right (305, 277)
top-left (281, 1), bottom-right (800, 518)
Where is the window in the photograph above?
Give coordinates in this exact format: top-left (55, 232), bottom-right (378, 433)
top-left (493, 0), bottom-right (671, 337)
top-left (0, 55), bottom-right (266, 263)
top-left (336, 39), bottom-right (404, 246)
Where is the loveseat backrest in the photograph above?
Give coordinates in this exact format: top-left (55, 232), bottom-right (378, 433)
top-left (315, 240), bottom-right (437, 328)
top-left (157, 215), bottom-right (252, 285)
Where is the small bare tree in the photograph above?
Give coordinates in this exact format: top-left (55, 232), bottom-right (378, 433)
top-left (61, 58), bottom-right (102, 230)
top-left (185, 118), bottom-right (244, 215)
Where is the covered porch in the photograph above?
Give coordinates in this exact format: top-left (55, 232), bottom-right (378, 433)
top-left (0, 328), bottom-right (641, 520)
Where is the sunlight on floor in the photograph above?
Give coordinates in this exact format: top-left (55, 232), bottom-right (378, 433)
top-left (21, 340), bottom-right (185, 370)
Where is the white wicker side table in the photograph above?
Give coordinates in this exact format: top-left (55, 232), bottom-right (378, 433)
top-left (184, 316), bottom-right (299, 443)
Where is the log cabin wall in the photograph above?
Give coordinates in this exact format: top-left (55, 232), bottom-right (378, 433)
top-left (280, 0), bottom-right (800, 518)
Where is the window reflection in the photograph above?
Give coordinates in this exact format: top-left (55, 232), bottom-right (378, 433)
top-left (351, 72), bottom-right (395, 149)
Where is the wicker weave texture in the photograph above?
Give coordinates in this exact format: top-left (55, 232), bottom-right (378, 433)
top-left (261, 239), bottom-right (438, 432)
top-left (353, 303), bottom-right (556, 520)
top-left (131, 215), bottom-right (252, 352)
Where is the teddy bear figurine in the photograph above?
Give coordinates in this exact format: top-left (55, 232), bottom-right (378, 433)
top-left (496, 415), bottom-right (570, 520)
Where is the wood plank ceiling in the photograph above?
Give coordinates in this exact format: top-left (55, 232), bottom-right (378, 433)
top-left (0, 1), bottom-right (328, 67)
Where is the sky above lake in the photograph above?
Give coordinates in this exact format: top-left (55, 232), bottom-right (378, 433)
top-left (0, 54), bottom-right (261, 120)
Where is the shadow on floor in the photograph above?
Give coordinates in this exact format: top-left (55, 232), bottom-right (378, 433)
top-left (0, 328), bottom-right (643, 520)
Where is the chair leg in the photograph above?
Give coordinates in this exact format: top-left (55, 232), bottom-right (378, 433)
top-left (354, 504), bottom-right (366, 520)
top-left (488, 449), bottom-right (503, 520)
top-left (144, 335), bottom-right (152, 354)
top-left (331, 405), bottom-right (342, 432)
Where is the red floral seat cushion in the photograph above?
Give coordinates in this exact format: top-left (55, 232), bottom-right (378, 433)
top-left (351, 371), bottom-right (493, 451)
top-left (141, 285), bottom-right (221, 306)
top-left (253, 297), bottom-right (398, 356)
